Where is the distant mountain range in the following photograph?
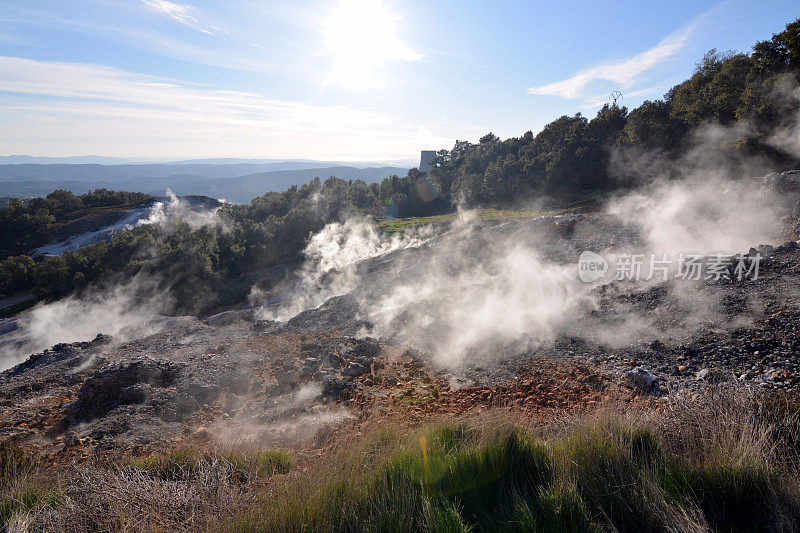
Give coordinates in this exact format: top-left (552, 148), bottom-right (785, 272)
top-left (0, 156), bottom-right (135, 164)
top-left (0, 161), bottom-right (410, 204)
top-left (0, 155), bottom-right (414, 166)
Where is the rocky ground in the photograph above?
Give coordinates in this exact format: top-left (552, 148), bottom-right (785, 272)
top-left (1, 188), bottom-right (799, 466)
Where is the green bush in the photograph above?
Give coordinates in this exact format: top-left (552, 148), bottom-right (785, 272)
top-left (129, 447), bottom-right (293, 481)
top-left (0, 485), bottom-right (64, 527)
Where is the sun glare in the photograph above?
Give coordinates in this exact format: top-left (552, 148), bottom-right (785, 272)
top-left (322, 0), bottom-right (420, 88)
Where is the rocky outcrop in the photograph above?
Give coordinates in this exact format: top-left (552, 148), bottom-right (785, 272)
top-left (74, 359), bottom-right (181, 420)
top-left (762, 170), bottom-right (800, 195)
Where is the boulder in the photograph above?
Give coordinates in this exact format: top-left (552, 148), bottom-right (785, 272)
top-left (321, 376), bottom-right (349, 400)
top-left (625, 367), bottom-right (659, 392)
top-left (90, 333), bottom-right (112, 346)
top-left (342, 362), bottom-right (367, 377)
top-left (183, 382), bottom-right (222, 403)
top-left (352, 338), bottom-right (381, 359)
top-left (321, 353), bottom-right (344, 368)
top-left (649, 339), bottom-right (665, 351)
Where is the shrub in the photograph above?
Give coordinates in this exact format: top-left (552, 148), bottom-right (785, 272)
top-left (129, 447), bottom-right (293, 481)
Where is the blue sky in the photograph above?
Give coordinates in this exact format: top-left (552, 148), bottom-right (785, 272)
top-left (0, 0), bottom-right (797, 163)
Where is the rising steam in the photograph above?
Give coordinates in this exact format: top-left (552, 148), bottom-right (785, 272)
top-left (261, 142), bottom-right (792, 368)
top-left (255, 218), bottom-right (432, 322)
top-left (137, 189), bottom-right (224, 229)
top-left (0, 276), bottom-right (169, 370)
top-left (0, 193), bottom-right (222, 371)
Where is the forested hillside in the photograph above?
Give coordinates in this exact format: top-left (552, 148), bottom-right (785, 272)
top-left (381, 20), bottom-right (800, 215)
top-left (1, 19), bottom-right (798, 311)
top-left (0, 190), bottom-right (151, 257)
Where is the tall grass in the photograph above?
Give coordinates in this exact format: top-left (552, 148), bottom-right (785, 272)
top-left (28, 445), bottom-right (292, 532)
top-left (129, 447), bottom-right (293, 481)
top-left (226, 389), bottom-right (800, 532)
top-left (0, 442), bottom-right (64, 530)
top-left (7, 388), bottom-right (800, 531)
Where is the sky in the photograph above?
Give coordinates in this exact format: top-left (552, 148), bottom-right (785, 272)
top-left (0, 0), bottom-right (797, 163)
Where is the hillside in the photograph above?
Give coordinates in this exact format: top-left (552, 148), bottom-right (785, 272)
top-left (165, 166), bottom-right (410, 204)
top-left (0, 164), bottom-right (408, 203)
top-left (0, 18), bottom-right (800, 532)
top-left (1, 184), bottom-right (800, 529)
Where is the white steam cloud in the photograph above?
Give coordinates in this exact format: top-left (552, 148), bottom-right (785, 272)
top-left (0, 193), bottom-right (222, 371)
top-left (255, 218), bottom-right (431, 322)
top-left (0, 276), bottom-right (169, 370)
top-left (137, 189), bottom-right (223, 229)
top-left (609, 177), bottom-right (782, 256)
top-left (266, 163), bottom-right (790, 368)
top-left (360, 222), bottom-right (588, 367)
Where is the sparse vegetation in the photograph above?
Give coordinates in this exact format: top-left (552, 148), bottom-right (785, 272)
top-left (129, 447), bottom-right (293, 481)
top-left (10, 446), bottom-right (293, 531)
top-left (0, 387), bottom-right (796, 530)
top-left (223, 389), bottom-right (800, 532)
top-left (373, 204), bottom-right (589, 233)
top-left (0, 442), bottom-right (36, 488)
top-left (0, 443), bottom-right (64, 530)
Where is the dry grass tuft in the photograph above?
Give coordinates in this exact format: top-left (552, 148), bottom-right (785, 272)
top-left (5, 387), bottom-right (800, 532)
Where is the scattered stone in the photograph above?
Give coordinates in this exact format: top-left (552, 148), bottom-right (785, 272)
top-left (203, 309), bottom-right (252, 326)
top-left (275, 366), bottom-right (304, 392)
top-left (219, 371), bottom-right (257, 395)
top-left (74, 359), bottom-right (181, 420)
top-left (303, 357), bottom-right (320, 369)
top-left (252, 320), bottom-right (275, 332)
top-left (625, 367), bottom-right (659, 392)
top-left (343, 362), bottom-right (366, 377)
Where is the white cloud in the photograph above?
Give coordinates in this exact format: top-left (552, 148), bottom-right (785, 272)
top-left (0, 56), bottom-right (482, 159)
top-left (0, 4), bottom-right (272, 73)
top-left (141, 0), bottom-right (215, 35)
top-left (527, 26), bottom-right (693, 100)
top-left (0, 55), bottom-right (391, 131)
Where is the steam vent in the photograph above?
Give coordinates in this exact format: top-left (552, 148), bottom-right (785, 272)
top-left (419, 150), bottom-right (436, 172)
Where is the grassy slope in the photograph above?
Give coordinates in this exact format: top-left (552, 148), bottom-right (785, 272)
top-left (375, 198), bottom-right (597, 233)
top-left (1, 390), bottom-right (798, 531)
top-left (227, 390), bottom-right (800, 533)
